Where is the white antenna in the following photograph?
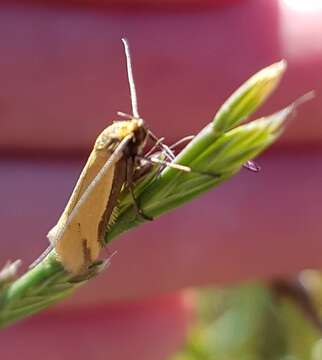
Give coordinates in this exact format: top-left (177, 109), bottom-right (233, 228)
top-left (121, 38), bottom-right (140, 118)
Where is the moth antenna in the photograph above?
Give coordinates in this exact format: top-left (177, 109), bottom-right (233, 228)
top-left (122, 38), bottom-right (140, 119)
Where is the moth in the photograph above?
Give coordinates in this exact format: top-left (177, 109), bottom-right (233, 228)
top-left (37, 39), bottom-right (259, 275)
top-left (45, 39), bottom-right (152, 275)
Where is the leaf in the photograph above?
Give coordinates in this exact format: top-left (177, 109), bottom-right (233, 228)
top-left (213, 61), bottom-right (287, 133)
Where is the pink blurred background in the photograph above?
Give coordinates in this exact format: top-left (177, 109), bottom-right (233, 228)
top-left (1, 1), bottom-right (321, 359)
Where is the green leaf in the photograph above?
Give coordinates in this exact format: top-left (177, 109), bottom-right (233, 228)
top-left (213, 60), bottom-right (287, 133)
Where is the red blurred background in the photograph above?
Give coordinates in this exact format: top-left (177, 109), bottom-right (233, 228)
top-left (0, 1), bottom-right (321, 359)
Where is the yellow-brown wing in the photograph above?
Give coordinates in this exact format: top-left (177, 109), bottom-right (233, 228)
top-left (54, 152), bottom-right (117, 274)
top-left (47, 119), bottom-right (147, 274)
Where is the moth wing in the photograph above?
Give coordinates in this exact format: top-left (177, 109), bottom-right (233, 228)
top-left (47, 224), bottom-right (58, 245)
top-left (55, 161), bottom-right (116, 274)
top-left (52, 134), bottom-right (133, 274)
top-left (47, 221), bottom-right (67, 246)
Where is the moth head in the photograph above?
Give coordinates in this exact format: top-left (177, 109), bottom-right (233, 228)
top-left (131, 118), bottom-right (148, 154)
top-left (94, 118), bottom-right (147, 153)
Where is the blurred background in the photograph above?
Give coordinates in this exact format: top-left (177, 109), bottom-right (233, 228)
top-left (0, 1), bottom-right (322, 359)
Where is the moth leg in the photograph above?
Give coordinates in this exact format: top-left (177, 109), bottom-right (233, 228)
top-left (127, 157), bottom-right (153, 221)
top-left (130, 183), bottom-right (153, 221)
top-left (139, 155), bottom-right (221, 179)
top-left (169, 135), bottom-right (194, 150)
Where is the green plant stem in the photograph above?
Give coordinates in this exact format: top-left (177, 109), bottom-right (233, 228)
top-left (0, 61), bottom-right (305, 329)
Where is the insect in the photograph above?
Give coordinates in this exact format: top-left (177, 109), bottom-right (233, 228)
top-left (35, 39), bottom-right (260, 275)
top-left (30, 39), bottom-right (191, 275)
top-left (44, 39), bottom-right (157, 275)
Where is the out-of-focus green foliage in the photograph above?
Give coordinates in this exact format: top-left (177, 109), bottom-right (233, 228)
top-left (172, 283), bottom-right (322, 360)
